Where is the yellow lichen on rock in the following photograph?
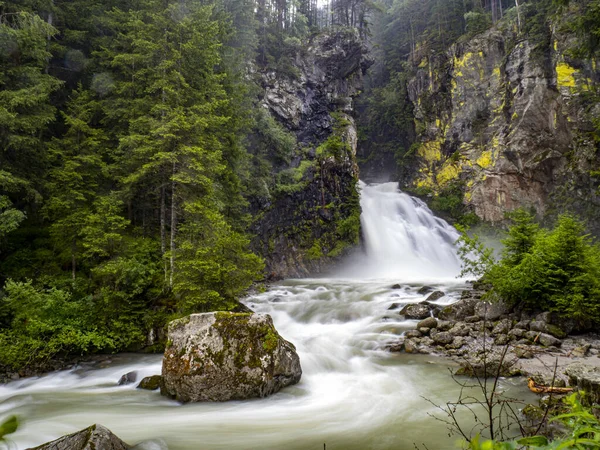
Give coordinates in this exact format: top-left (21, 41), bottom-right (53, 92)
top-left (556, 62), bottom-right (576, 88)
top-left (436, 161), bottom-right (461, 186)
top-left (476, 150), bottom-right (493, 168)
top-left (418, 140), bottom-right (442, 162)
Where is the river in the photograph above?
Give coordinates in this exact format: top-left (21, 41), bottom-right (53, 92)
top-left (0, 183), bottom-right (532, 449)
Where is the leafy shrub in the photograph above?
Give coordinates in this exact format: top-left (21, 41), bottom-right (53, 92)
top-left (459, 210), bottom-right (600, 326)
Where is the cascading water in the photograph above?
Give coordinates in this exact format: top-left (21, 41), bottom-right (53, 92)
top-left (347, 181), bottom-right (461, 279)
top-left (0, 182), bottom-right (527, 450)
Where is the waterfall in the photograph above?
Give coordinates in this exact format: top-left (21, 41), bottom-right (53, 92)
top-left (350, 181), bottom-right (461, 279)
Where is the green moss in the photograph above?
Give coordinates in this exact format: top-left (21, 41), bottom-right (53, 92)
top-left (306, 240), bottom-right (324, 260)
top-left (262, 328), bottom-right (278, 353)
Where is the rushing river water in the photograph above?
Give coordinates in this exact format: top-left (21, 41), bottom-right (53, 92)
top-left (0, 183), bottom-right (532, 449)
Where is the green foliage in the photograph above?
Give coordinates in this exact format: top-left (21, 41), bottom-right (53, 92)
top-left (468, 393), bottom-right (600, 449)
top-left (459, 210), bottom-right (600, 325)
top-left (464, 11), bottom-right (492, 37)
top-left (0, 280), bottom-right (119, 368)
top-left (456, 225), bottom-right (496, 279)
top-left (0, 0), bottom-right (267, 371)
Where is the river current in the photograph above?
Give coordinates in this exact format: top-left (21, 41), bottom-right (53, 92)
top-left (0, 183), bottom-right (530, 449)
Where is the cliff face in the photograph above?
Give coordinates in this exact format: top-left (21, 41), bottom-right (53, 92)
top-left (406, 19), bottom-right (600, 230)
top-left (253, 30), bottom-right (372, 279)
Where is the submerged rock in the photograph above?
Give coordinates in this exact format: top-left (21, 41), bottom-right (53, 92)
top-left (161, 312), bottom-right (302, 402)
top-left (425, 291), bottom-right (445, 302)
top-left (417, 286), bottom-right (434, 295)
top-left (117, 371), bottom-right (137, 386)
top-left (137, 375), bottom-right (162, 391)
top-left (28, 424), bottom-right (129, 450)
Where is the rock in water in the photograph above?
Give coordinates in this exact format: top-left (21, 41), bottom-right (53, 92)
top-left (137, 375), bottom-right (162, 391)
top-left (161, 312), bottom-right (302, 402)
top-left (28, 424), bottom-right (129, 450)
top-left (117, 371), bottom-right (137, 386)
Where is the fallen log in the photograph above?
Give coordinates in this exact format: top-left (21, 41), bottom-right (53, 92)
top-left (527, 378), bottom-right (574, 395)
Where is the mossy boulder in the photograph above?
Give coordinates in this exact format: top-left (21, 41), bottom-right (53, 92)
top-left (137, 375), bottom-right (162, 391)
top-left (28, 424), bottom-right (129, 450)
top-left (161, 312), bottom-right (302, 402)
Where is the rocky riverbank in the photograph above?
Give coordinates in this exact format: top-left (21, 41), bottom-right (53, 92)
top-left (388, 285), bottom-right (600, 389)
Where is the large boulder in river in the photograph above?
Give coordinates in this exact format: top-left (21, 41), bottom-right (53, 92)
top-left (28, 424), bottom-right (129, 450)
top-left (161, 312), bottom-right (302, 402)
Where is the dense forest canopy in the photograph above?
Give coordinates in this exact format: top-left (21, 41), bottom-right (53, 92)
top-left (1, 0), bottom-right (599, 371)
top-left (0, 0), bottom-right (373, 370)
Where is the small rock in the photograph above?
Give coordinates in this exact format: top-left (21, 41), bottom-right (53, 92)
top-left (421, 337), bottom-right (435, 347)
top-left (29, 424), bottom-right (129, 450)
top-left (417, 286), bottom-right (434, 295)
top-left (437, 298), bottom-right (477, 321)
top-left (404, 339), bottom-right (420, 354)
top-left (494, 334), bottom-right (510, 346)
top-left (448, 337), bottom-right (466, 349)
top-left (515, 320), bottom-right (530, 330)
top-left (137, 375), bottom-right (162, 391)
top-left (455, 351), bottom-right (520, 378)
top-left (418, 327), bottom-right (431, 335)
top-left (475, 301), bottom-right (508, 321)
top-left (530, 321), bottom-right (567, 339)
top-left (118, 371), bottom-right (137, 386)
top-left (417, 317), bottom-right (438, 329)
top-left (449, 322), bottom-right (471, 337)
top-left (465, 315), bottom-right (480, 323)
top-left (538, 333), bottom-right (562, 348)
top-left (437, 320), bottom-right (454, 331)
top-left (405, 330), bottom-right (422, 339)
top-left (571, 344), bottom-right (591, 358)
top-left (514, 346), bottom-right (534, 359)
top-left (399, 303), bottom-right (431, 320)
top-left (508, 328), bottom-right (525, 339)
top-left (431, 331), bottom-right (454, 345)
top-left (492, 319), bottom-right (511, 336)
top-left (387, 338), bottom-right (405, 352)
top-left (425, 291), bottom-right (445, 301)
top-left (387, 302), bottom-right (402, 310)
top-left (391, 284), bottom-right (402, 289)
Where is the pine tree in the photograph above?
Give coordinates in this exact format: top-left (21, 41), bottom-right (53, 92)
top-left (0, 12), bottom-right (62, 241)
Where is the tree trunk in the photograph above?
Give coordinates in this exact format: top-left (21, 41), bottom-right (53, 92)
top-left (169, 163), bottom-right (176, 289)
top-left (161, 186), bottom-right (167, 285)
top-left (71, 238), bottom-right (76, 280)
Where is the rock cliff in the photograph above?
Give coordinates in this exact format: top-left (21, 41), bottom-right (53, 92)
top-left (252, 29), bottom-right (372, 279)
top-left (403, 16), bottom-right (600, 230)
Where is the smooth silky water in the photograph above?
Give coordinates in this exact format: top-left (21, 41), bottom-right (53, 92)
top-left (0, 183), bottom-right (534, 449)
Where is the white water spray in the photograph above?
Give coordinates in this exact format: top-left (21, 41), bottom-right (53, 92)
top-left (341, 181), bottom-right (461, 280)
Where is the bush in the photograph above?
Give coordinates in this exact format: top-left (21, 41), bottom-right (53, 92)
top-left (459, 211), bottom-right (600, 326)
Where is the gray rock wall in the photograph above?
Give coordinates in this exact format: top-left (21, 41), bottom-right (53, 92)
top-left (405, 19), bottom-right (600, 230)
top-left (253, 29), bottom-right (372, 279)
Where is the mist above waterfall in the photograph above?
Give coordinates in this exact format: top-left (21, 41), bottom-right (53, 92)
top-left (338, 181), bottom-right (462, 280)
